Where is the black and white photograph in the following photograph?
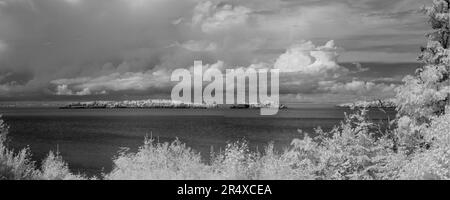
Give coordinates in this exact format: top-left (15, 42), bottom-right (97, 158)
top-left (0, 0), bottom-right (449, 185)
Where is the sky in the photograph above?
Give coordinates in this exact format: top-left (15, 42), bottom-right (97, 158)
top-left (0, 0), bottom-right (432, 103)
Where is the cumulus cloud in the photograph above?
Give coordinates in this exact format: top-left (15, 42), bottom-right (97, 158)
top-left (55, 84), bottom-right (92, 96)
top-left (272, 41), bottom-right (401, 102)
top-left (273, 41), bottom-right (351, 95)
top-left (55, 84), bottom-right (74, 96)
top-left (274, 40), bottom-right (347, 75)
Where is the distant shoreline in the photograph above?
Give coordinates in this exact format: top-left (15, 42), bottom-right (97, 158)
top-left (57, 100), bottom-right (288, 110)
top-left (336, 99), bottom-right (396, 109)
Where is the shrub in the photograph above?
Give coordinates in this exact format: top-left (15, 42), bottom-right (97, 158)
top-left (272, 109), bottom-right (401, 180)
top-left (1, 115), bottom-right (82, 180)
top-left (210, 140), bottom-right (262, 179)
top-left (399, 106), bottom-right (450, 180)
top-left (257, 143), bottom-right (316, 180)
top-left (103, 108), bottom-right (403, 180)
top-left (0, 116), bottom-right (39, 180)
top-left (0, 0), bottom-right (449, 181)
top-left (40, 151), bottom-right (85, 180)
top-left (2, 104), bottom-right (450, 180)
top-left (105, 138), bottom-right (215, 180)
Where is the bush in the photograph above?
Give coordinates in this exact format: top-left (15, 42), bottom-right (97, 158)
top-left (259, 108), bottom-right (404, 180)
top-left (1, 116), bottom-right (83, 180)
top-left (103, 108), bottom-right (404, 180)
top-left (399, 106), bottom-right (450, 179)
top-left (105, 138), bottom-right (215, 180)
top-left (40, 151), bottom-right (85, 180)
top-left (0, 116), bottom-right (39, 180)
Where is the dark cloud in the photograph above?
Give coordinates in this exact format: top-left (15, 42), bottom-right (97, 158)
top-left (0, 0), bottom-right (430, 102)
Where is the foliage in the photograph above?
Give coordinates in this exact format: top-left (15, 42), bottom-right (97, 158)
top-left (393, 0), bottom-right (450, 160)
top-left (391, 0), bottom-right (450, 179)
top-left (40, 151), bottom-right (85, 180)
top-left (103, 109), bottom-right (402, 180)
top-left (100, 0), bottom-right (449, 181)
top-left (1, 1), bottom-right (450, 180)
top-left (105, 138), bottom-right (216, 180)
top-left (1, 116), bottom-right (82, 180)
top-left (395, 0), bottom-right (450, 122)
top-left (1, 104), bottom-right (450, 180)
top-left (399, 107), bottom-right (450, 179)
top-left (0, 116), bottom-right (39, 180)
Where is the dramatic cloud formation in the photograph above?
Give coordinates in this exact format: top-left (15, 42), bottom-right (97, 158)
top-left (49, 40), bottom-right (398, 104)
top-left (0, 0), bottom-right (429, 102)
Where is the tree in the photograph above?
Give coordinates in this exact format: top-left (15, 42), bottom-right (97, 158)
top-left (396, 0), bottom-right (450, 123)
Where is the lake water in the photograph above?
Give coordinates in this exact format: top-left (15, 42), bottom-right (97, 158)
top-left (0, 105), bottom-right (395, 176)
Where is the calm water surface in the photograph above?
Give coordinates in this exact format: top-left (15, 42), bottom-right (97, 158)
top-left (0, 105), bottom-right (395, 176)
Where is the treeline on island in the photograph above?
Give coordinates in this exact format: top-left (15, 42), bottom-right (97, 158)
top-left (59, 99), bottom-right (287, 110)
top-left (59, 99), bottom-right (219, 109)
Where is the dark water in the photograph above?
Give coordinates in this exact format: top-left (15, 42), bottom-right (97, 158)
top-left (0, 105), bottom-right (395, 176)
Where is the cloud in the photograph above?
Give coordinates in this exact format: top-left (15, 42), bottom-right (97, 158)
top-left (352, 63), bottom-right (370, 73)
top-left (272, 40), bottom-right (354, 95)
top-left (64, 0), bottom-right (80, 4)
top-left (278, 79), bottom-right (399, 103)
top-left (48, 39), bottom-right (403, 103)
top-left (313, 79), bottom-right (399, 103)
top-left (55, 84), bottom-right (74, 95)
top-left (179, 40), bottom-right (218, 52)
top-left (75, 87), bottom-right (91, 96)
top-left (0, 0), bottom-right (196, 95)
top-left (51, 68), bottom-right (173, 96)
top-left (318, 80), bottom-right (397, 96)
top-left (50, 60), bottom-right (228, 96)
top-left (0, 0), bottom-right (37, 10)
top-left (192, 1), bottom-right (252, 34)
top-left (274, 40), bottom-right (347, 75)
top-left (0, 0), bottom-right (429, 101)
top-left (273, 41), bottom-right (401, 102)
top-left (54, 84), bottom-right (90, 96)
top-left (0, 84), bottom-right (11, 95)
